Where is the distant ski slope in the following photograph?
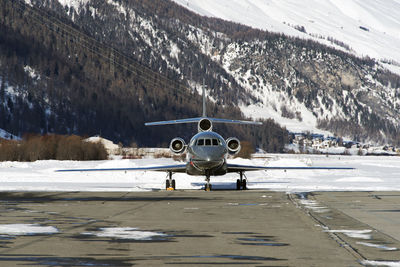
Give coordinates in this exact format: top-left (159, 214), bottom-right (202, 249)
top-left (173, 0), bottom-right (400, 73)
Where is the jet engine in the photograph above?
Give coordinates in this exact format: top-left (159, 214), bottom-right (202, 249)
top-left (198, 118), bottom-right (212, 132)
top-left (169, 138), bottom-right (186, 154)
top-left (226, 137), bottom-right (241, 154)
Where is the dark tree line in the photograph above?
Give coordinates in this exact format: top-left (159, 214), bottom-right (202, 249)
top-left (0, 134), bottom-right (107, 161)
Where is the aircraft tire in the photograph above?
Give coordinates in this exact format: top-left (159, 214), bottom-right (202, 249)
top-left (171, 179), bottom-right (176, 190)
top-left (236, 179), bottom-right (241, 190)
top-left (166, 179), bottom-right (170, 189)
top-left (205, 183), bottom-right (212, 191)
top-left (242, 179), bottom-right (247, 190)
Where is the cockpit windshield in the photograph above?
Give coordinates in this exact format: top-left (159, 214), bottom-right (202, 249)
top-left (196, 138), bottom-right (221, 146)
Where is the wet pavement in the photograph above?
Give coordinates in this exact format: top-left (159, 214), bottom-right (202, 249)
top-left (0, 191), bottom-right (399, 266)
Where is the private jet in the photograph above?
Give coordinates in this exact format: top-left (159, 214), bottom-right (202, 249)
top-left (57, 87), bottom-right (354, 191)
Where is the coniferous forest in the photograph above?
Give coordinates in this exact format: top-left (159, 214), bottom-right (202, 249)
top-left (0, 0), bottom-right (288, 152)
top-left (2, 0), bottom-right (400, 151)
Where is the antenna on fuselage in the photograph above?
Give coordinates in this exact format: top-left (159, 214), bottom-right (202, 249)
top-left (202, 78), bottom-right (206, 117)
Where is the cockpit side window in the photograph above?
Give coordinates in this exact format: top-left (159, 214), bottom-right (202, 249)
top-left (197, 139), bottom-right (204, 146)
top-left (205, 139), bottom-right (211, 146)
top-left (212, 139), bottom-right (218, 146)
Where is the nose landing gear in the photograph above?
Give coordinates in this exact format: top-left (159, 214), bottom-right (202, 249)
top-left (204, 172), bottom-right (212, 191)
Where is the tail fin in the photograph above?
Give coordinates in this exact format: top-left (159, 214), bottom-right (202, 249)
top-left (202, 79), bottom-right (206, 117)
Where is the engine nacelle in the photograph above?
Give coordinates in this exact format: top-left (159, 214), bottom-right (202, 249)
top-left (226, 137), bottom-right (241, 154)
top-left (198, 118), bottom-right (212, 132)
top-left (169, 138), bottom-right (186, 154)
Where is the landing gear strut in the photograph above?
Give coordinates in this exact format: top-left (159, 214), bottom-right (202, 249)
top-left (236, 171), bottom-right (247, 190)
top-left (204, 172), bottom-right (212, 191)
top-left (166, 171), bottom-right (176, 190)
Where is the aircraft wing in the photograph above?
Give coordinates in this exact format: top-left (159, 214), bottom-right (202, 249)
top-left (56, 164), bottom-right (187, 173)
top-left (226, 164), bottom-right (354, 173)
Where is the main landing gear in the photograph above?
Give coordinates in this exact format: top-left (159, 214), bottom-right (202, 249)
top-left (236, 171), bottom-right (247, 190)
top-left (166, 171), bottom-right (176, 191)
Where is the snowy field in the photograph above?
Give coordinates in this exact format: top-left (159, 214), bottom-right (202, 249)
top-left (1, 154), bottom-right (399, 192)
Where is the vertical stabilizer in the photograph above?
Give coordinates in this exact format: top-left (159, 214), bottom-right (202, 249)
top-left (202, 78), bottom-right (206, 117)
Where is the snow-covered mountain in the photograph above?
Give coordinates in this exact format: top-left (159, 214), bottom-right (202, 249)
top-left (173, 0), bottom-right (400, 75)
top-left (2, 0), bottom-right (400, 147)
top-left (171, 0), bottom-right (400, 141)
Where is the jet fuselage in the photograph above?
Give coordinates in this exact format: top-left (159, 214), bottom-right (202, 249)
top-left (186, 131), bottom-right (229, 176)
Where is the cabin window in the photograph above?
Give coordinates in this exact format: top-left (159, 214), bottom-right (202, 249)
top-left (197, 139), bottom-right (204, 146)
top-left (212, 139), bottom-right (218, 146)
top-left (205, 139), bottom-right (211, 146)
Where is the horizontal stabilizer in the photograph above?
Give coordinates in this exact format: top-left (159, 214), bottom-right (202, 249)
top-left (145, 117), bottom-right (262, 126)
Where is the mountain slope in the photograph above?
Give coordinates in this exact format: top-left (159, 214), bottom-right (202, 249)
top-left (0, 0), bottom-right (287, 150)
top-left (1, 0), bottom-right (400, 147)
top-left (54, 0), bottom-right (400, 144)
top-left (173, 0), bottom-right (400, 74)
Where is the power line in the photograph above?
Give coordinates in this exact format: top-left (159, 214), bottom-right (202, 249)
top-left (12, 0), bottom-right (196, 100)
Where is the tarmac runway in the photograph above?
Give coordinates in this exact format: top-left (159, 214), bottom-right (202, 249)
top-left (0, 190), bottom-right (399, 266)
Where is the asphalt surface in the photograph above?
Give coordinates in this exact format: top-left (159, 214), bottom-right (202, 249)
top-left (0, 190), bottom-right (399, 266)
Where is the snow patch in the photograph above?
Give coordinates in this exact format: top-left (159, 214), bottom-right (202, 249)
top-left (57, 0), bottom-right (90, 12)
top-left (84, 136), bottom-right (119, 154)
top-left (24, 65), bottom-right (40, 80)
top-left (324, 229), bottom-right (372, 239)
top-left (299, 199), bottom-right (329, 213)
top-left (83, 227), bottom-right (167, 240)
top-left (106, 0), bottom-right (127, 17)
top-left (361, 261), bottom-right (400, 267)
top-left (24, 0), bottom-right (32, 6)
top-left (0, 224), bottom-right (58, 236)
top-left (357, 241), bottom-right (397, 251)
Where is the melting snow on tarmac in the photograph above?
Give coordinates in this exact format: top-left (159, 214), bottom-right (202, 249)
top-left (82, 227), bottom-right (167, 240)
top-left (357, 242), bottom-right (398, 251)
top-left (324, 229), bottom-right (372, 239)
top-left (361, 260), bottom-right (400, 267)
top-left (0, 224), bottom-right (58, 236)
